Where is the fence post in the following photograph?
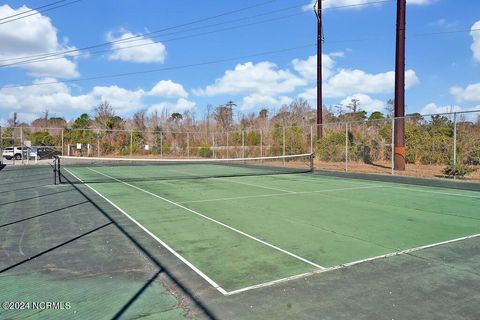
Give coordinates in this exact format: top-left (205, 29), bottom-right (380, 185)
top-left (260, 129), bottom-right (263, 158)
top-left (345, 122), bottom-right (348, 172)
top-left (226, 131), bottom-right (229, 158)
top-left (97, 131), bottom-right (100, 157)
top-left (130, 131), bottom-right (133, 157)
top-left (61, 129), bottom-right (64, 156)
top-left (453, 112), bottom-right (457, 166)
top-left (310, 125), bottom-right (314, 154)
top-left (0, 126), bottom-right (2, 165)
top-left (160, 132), bottom-right (163, 157)
top-left (21, 127), bottom-right (24, 165)
top-left (391, 117), bottom-right (395, 175)
top-left (242, 131), bottom-right (245, 158)
top-left (187, 132), bottom-right (190, 158)
top-left (282, 127), bottom-right (286, 165)
top-left (212, 132), bottom-right (216, 159)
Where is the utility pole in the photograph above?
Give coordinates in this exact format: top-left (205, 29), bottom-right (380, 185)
top-left (315, 0), bottom-right (323, 139)
top-left (394, 0), bottom-right (406, 171)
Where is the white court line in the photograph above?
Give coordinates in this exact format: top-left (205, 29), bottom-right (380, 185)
top-left (180, 185), bottom-right (383, 204)
top-left (167, 168), bottom-right (295, 194)
top-left (216, 177), bottom-right (295, 193)
top-left (226, 232), bottom-right (480, 295)
top-left (87, 168), bottom-right (325, 271)
top-left (391, 186), bottom-right (480, 199)
top-left (64, 168), bottom-right (229, 296)
top-left (66, 167), bottom-right (480, 296)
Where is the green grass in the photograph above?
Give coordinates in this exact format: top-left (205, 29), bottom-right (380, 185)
top-left (66, 165), bottom-right (480, 293)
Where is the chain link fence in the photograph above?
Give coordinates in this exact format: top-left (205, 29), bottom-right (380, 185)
top-left (2, 110), bottom-right (479, 181)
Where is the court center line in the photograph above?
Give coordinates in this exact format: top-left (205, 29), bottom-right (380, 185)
top-left (63, 168), bottom-right (229, 296)
top-left (180, 185), bottom-right (384, 204)
top-left (226, 232), bottom-right (480, 295)
top-left (87, 167), bottom-right (325, 271)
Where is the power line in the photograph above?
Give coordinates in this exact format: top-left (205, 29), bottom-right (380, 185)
top-left (0, 0), bottom-right (72, 21)
top-left (0, 0), bottom-right (277, 64)
top-left (1, 43), bottom-right (315, 89)
top-left (0, 7), bottom-right (308, 68)
top-left (0, 0), bottom-right (81, 25)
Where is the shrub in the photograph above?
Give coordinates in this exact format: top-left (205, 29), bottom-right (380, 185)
top-left (442, 163), bottom-right (475, 178)
top-left (315, 131), bottom-right (345, 161)
top-left (199, 143), bottom-right (213, 158)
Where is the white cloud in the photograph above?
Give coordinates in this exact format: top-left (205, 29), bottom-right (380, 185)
top-left (147, 98), bottom-right (196, 115)
top-left (193, 61), bottom-right (306, 97)
top-left (91, 85), bottom-right (146, 111)
top-left (471, 20), bottom-right (480, 62)
top-left (0, 5), bottom-right (79, 78)
top-left (241, 94), bottom-right (292, 111)
top-left (429, 18), bottom-right (459, 30)
top-left (292, 54), bottom-right (335, 81)
top-left (0, 77), bottom-right (201, 122)
top-left (108, 31), bottom-right (166, 63)
top-left (149, 80), bottom-right (188, 98)
top-left (450, 83), bottom-right (480, 102)
top-left (302, 0), bottom-right (432, 11)
top-left (323, 69), bottom-right (419, 98)
top-left (420, 103), bottom-right (462, 115)
top-left (0, 80), bottom-right (95, 118)
top-left (339, 94), bottom-right (385, 112)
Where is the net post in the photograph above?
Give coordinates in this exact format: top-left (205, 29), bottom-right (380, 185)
top-left (310, 153), bottom-right (314, 171)
top-left (54, 156), bottom-right (62, 184)
top-left (61, 129), bottom-right (64, 156)
top-left (391, 117), bottom-right (395, 175)
top-left (130, 131), bottom-right (133, 157)
top-left (453, 112), bottom-right (457, 166)
top-left (345, 122), bottom-right (348, 172)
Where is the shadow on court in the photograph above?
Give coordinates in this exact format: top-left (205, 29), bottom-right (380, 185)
top-left (0, 165), bottom-right (214, 319)
top-left (1, 164), bottom-right (479, 319)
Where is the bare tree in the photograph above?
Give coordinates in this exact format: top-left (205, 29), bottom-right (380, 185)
top-left (94, 101), bottom-right (117, 128)
top-left (132, 110), bottom-right (146, 131)
top-left (214, 104), bottom-right (234, 131)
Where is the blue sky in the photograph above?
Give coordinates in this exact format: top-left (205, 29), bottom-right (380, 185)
top-left (0, 0), bottom-right (479, 125)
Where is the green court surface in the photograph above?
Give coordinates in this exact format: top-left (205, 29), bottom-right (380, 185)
top-left (62, 163), bottom-right (480, 295)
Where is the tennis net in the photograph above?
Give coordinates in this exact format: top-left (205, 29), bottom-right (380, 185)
top-left (55, 153), bottom-right (314, 184)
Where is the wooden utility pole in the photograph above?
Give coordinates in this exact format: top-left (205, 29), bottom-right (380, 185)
top-left (394, 0), bottom-right (406, 171)
top-left (315, 0), bottom-right (323, 139)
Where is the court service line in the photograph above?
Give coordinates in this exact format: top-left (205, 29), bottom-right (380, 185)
top-left (180, 185), bottom-right (383, 204)
top-left (64, 168), bottom-right (229, 296)
top-left (167, 168), bottom-right (295, 194)
top-left (390, 186), bottom-right (480, 199)
top-left (87, 168), bottom-right (325, 271)
top-left (226, 232), bottom-right (480, 295)
top-left (215, 177), bottom-right (296, 193)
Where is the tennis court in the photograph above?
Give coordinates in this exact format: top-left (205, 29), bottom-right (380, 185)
top-left (56, 154), bottom-right (480, 296)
